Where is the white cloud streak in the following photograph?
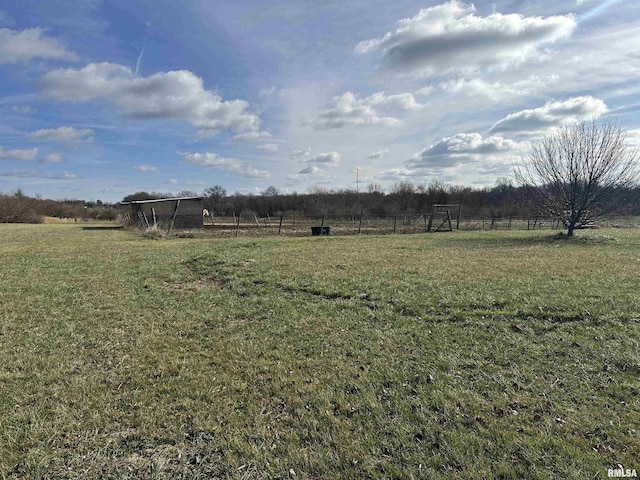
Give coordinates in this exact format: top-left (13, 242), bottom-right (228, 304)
top-left (26, 126), bottom-right (94, 144)
top-left (0, 146), bottom-right (39, 161)
top-left (489, 96), bottom-right (608, 136)
top-left (40, 152), bottom-right (63, 163)
top-left (304, 151), bottom-right (341, 166)
top-left (179, 151), bottom-right (270, 179)
top-left (356, 1), bottom-right (575, 76)
top-left (307, 91), bottom-right (421, 130)
top-left (0, 28), bottom-right (76, 64)
top-left (256, 143), bottom-right (279, 153)
top-left (407, 133), bottom-right (523, 169)
top-left (0, 169), bottom-right (77, 179)
top-left (134, 164), bottom-right (158, 173)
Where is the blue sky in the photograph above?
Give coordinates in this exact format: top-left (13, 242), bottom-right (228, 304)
top-left (0, 0), bottom-right (639, 202)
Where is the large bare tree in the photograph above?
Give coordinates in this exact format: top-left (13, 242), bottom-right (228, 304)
top-left (515, 120), bottom-right (639, 236)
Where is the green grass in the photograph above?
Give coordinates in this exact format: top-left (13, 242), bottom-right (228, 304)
top-left (1, 224), bottom-right (639, 479)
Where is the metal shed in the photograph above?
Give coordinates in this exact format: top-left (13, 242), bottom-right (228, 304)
top-left (123, 196), bottom-right (203, 229)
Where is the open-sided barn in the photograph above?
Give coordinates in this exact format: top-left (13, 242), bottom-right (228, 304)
top-left (123, 196), bottom-right (203, 229)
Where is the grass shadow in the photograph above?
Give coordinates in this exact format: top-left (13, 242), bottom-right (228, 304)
top-left (437, 231), bottom-right (618, 248)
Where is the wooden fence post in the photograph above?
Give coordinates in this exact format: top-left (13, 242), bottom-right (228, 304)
top-left (235, 213), bottom-right (241, 237)
top-left (278, 214), bottom-right (284, 235)
top-left (358, 209), bottom-right (364, 234)
top-left (393, 215), bottom-right (397, 233)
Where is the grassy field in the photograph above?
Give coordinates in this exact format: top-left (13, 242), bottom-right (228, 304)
top-left (1, 224), bottom-right (639, 479)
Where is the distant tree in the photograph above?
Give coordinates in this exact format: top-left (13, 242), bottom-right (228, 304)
top-left (122, 191), bottom-right (156, 203)
top-left (203, 185), bottom-right (226, 200)
top-left (177, 190), bottom-right (198, 197)
top-left (203, 185), bottom-right (227, 214)
top-left (392, 181), bottom-right (416, 212)
top-left (515, 120), bottom-right (639, 236)
top-left (262, 186), bottom-right (279, 197)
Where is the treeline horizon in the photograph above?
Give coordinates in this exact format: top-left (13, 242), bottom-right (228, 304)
top-left (0, 189), bottom-right (117, 223)
top-left (3, 178), bottom-right (640, 224)
top-left (122, 179), bottom-right (640, 219)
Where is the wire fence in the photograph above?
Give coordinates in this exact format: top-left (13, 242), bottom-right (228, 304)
top-left (200, 213), bottom-right (640, 237)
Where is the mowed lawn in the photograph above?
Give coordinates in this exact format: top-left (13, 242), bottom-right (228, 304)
top-left (1, 224), bottom-right (639, 479)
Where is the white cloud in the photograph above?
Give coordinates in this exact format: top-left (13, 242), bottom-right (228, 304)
top-left (41, 63), bottom-right (265, 139)
top-left (375, 168), bottom-right (418, 182)
top-left (257, 143), bottom-right (279, 153)
top-left (27, 126), bottom-right (94, 144)
top-left (407, 133), bottom-right (523, 169)
top-left (230, 131), bottom-right (271, 142)
top-left (259, 86), bottom-right (276, 97)
top-left (356, 1), bottom-right (575, 76)
top-left (438, 75), bottom-right (558, 101)
top-left (10, 105), bottom-right (35, 114)
top-left (0, 28), bottom-right (76, 64)
top-left (0, 146), bottom-right (39, 161)
top-left (167, 178), bottom-right (179, 184)
top-left (40, 152), bottom-right (62, 163)
top-left (287, 164), bottom-right (329, 182)
top-left (307, 91), bottom-right (421, 130)
top-left (367, 149), bottom-right (389, 159)
top-left (179, 151), bottom-right (270, 179)
top-left (304, 151), bottom-right (340, 166)
top-left (290, 148), bottom-right (311, 159)
top-left (134, 164), bottom-right (158, 173)
top-left (298, 165), bottom-right (324, 175)
top-left (0, 169), bottom-right (77, 179)
top-left (489, 96), bottom-right (608, 136)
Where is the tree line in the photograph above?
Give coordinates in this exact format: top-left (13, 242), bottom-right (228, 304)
top-left (121, 178), bottom-right (640, 221)
top-left (0, 189), bottom-right (117, 223)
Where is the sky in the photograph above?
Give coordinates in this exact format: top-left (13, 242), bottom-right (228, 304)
top-left (0, 0), bottom-right (639, 202)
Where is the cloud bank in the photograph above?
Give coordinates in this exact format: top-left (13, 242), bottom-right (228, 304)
top-left (41, 63), bottom-right (265, 139)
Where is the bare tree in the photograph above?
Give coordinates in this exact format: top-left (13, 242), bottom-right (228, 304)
top-left (514, 120), bottom-right (639, 236)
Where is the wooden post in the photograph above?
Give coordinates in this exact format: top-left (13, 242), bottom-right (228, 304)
top-left (292, 214), bottom-right (296, 230)
top-left (393, 215), bottom-right (397, 233)
top-left (235, 213), bottom-right (241, 237)
top-left (456, 206), bottom-right (461, 230)
top-left (151, 208), bottom-right (157, 227)
top-left (167, 199), bottom-right (181, 234)
top-left (278, 214), bottom-right (284, 235)
top-left (482, 216), bottom-right (485, 231)
top-left (508, 216), bottom-right (512, 229)
top-left (319, 213), bottom-right (325, 235)
top-left (358, 209), bottom-right (364, 234)
top-left (233, 212), bottom-right (237, 224)
top-left (253, 213), bottom-right (259, 227)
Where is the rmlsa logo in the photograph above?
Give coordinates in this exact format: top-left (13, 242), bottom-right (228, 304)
top-left (608, 465), bottom-right (638, 478)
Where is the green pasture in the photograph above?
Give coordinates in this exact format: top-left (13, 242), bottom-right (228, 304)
top-left (1, 224), bottom-right (639, 479)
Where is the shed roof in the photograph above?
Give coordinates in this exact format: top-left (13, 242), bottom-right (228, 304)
top-left (121, 196), bottom-right (203, 205)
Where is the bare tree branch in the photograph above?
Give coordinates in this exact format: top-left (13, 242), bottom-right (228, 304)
top-left (514, 119), bottom-right (640, 235)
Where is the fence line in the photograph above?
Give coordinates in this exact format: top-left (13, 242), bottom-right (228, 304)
top-left (200, 213), bottom-right (640, 237)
